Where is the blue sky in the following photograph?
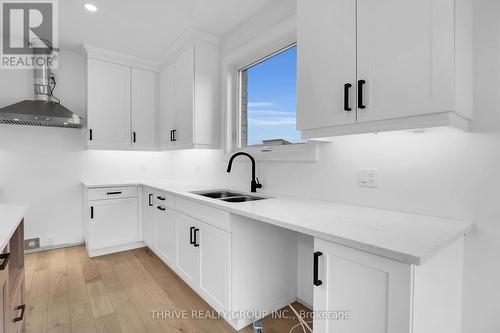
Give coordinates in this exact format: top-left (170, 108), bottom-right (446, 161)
top-left (246, 46), bottom-right (301, 146)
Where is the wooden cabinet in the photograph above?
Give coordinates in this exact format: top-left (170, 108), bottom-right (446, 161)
top-left (0, 222), bottom-right (25, 333)
top-left (87, 59), bottom-right (131, 149)
top-left (158, 41), bottom-right (220, 150)
top-left (131, 68), bottom-right (156, 148)
top-left (313, 237), bottom-right (464, 333)
top-left (153, 205), bottom-right (177, 267)
top-left (84, 186), bottom-right (141, 257)
top-left (297, 0), bottom-right (473, 138)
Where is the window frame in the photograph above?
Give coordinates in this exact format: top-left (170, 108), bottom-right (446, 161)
top-left (222, 18), bottom-right (318, 162)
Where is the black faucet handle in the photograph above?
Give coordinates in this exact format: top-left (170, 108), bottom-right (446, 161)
top-left (255, 178), bottom-right (263, 189)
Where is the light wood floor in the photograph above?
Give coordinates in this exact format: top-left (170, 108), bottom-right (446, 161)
top-left (22, 246), bottom-right (312, 333)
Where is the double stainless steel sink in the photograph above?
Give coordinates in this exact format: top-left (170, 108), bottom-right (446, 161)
top-left (191, 190), bottom-right (269, 203)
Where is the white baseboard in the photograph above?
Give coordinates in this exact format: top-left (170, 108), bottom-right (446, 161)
top-left (87, 241), bottom-right (146, 257)
top-left (25, 241), bottom-right (85, 254)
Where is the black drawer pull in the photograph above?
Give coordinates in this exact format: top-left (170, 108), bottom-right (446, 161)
top-left (0, 253), bottom-right (10, 271)
top-left (313, 251), bottom-right (323, 286)
top-left (344, 83), bottom-right (352, 111)
top-left (193, 228), bottom-right (200, 247)
top-left (148, 194), bottom-right (153, 206)
top-left (89, 129), bottom-right (93, 141)
top-left (156, 196), bottom-right (165, 201)
top-left (190, 227), bottom-right (195, 245)
top-left (13, 304), bottom-right (25, 322)
top-left (133, 131), bottom-right (136, 143)
top-left (358, 80), bottom-right (366, 109)
top-left (90, 206), bottom-right (94, 219)
top-left (157, 206), bottom-right (166, 211)
top-left (106, 191), bottom-right (122, 195)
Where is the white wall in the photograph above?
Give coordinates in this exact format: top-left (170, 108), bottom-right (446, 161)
top-left (0, 0), bottom-right (498, 332)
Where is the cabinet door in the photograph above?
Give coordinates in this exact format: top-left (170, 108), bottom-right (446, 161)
top-left (87, 59), bottom-right (131, 148)
top-left (131, 68), bottom-right (156, 147)
top-left (158, 62), bottom-right (176, 147)
top-left (173, 46), bottom-right (194, 146)
top-left (0, 267), bottom-right (7, 333)
top-left (198, 222), bottom-right (231, 311)
top-left (175, 212), bottom-right (198, 288)
top-left (88, 198), bottom-right (138, 250)
top-left (297, 0), bottom-right (357, 130)
top-left (153, 206), bottom-right (177, 267)
top-left (313, 238), bottom-right (413, 333)
top-left (142, 192), bottom-right (155, 247)
top-left (356, 0), bottom-right (454, 122)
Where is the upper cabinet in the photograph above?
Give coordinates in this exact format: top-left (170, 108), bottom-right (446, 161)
top-left (158, 38), bottom-right (220, 150)
top-left (84, 29), bottom-right (219, 151)
top-left (297, 0), bottom-right (473, 139)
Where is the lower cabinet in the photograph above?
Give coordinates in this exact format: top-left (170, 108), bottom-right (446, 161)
top-left (85, 186), bottom-right (140, 257)
top-left (176, 212), bottom-right (200, 288)
top-left (0, 222), bottom-right (26, 333)
top-left (153, 204), bottom-right (177, 267)
top-left (313, 237), bottom-right (464, 333)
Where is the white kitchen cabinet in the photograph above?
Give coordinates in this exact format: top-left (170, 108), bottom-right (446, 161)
top-left (142, 190), bottom-right (155, 247)
top-left (84, 185), bottom-right (143, 257)
top-left (158, 39), bottom-right (220, 150)
top-left (297, 0), bottom-right (357, 130)
top-left (88, 198), bottom-right (138, 251)
top-left (198, 221), bottom-right (231, 312)
top-left (153, 205), bottom-right (177, 267)
top-left (297, 0), bottom-right (473, 138)
top-left (313, 237), bottom-right (465, 333)
top-left (87, 59), bottom-right (131, 149)
top-left (158, 62), bottom-right (176, 148)
top-left (131, 68), bottom-right (156, 148)
top-left (175, 211), bottom-right (199, 288)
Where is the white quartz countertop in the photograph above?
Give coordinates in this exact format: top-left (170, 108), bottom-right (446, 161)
top-left (83, 179), bottom-right (474, 265)
top-left (0, 204), bottom-right (28, 251)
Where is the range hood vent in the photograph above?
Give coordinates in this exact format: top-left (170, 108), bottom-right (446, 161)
top-left (0, 43), bottom-right (84, 129)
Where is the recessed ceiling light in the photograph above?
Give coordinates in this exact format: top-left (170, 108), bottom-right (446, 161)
top-left (84, 3), bottom-right (97, 12)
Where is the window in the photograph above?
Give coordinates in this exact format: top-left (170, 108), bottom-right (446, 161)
top-left (239, 44), bottom-right (303, 147)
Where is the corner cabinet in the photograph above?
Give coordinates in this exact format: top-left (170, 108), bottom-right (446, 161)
top-left (85, 45), bottom-right (157, 150)
top-left (297, 0), bottom-right (473, 138)
top-left (313, 237), bottom-right (465, 333)
top-left (158, 41), bottom-right (220, 150)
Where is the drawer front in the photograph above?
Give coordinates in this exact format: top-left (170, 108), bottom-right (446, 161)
top-left (88, 186), bottom-right (138, 201)
top-left (174, 197), bottom-right (231, 232)
top-left (153, 191), bottom-right (173, 206)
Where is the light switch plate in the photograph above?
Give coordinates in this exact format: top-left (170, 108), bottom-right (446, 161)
top-left (358, 168), bottom-right (379, 188)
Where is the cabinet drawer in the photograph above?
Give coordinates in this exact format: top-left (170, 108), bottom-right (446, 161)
top-left (88, 186), bottom-right (138, 201)
top-left (153, 191), bottom-right (173, 206)
top-left (174, 197), bottom-right (231, 232)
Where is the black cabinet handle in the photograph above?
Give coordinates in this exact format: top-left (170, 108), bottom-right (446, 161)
top-left (89, 129), bottom-right (93, 141)
top-left (313, 251), bottom-right (323, 286)
top-left (148, 194), bottom-right (153, 206)
top-left (344, 83), bottom-right (352, 111)
top-left (0, 253), bottom-right (10, 271)
top-left (13, 304), bottom-right (25, 322)
top-left (172, 129), bottom-right (177, 142)
top-left (107, 191), bottom-right (122, 195)
top-left (190, 227), bottom-right (195, 245)
top-left (133, 132), bottom-right (136, 143)
top-left (193, 228), bottom-right (199, 247)
top-left (157, 206), bottom-right (166, 211)
top-left (156, 196), bottom-right (165, 201)
top-left (358, 80), bottom-right (366, 109)
top-left (90, 206), bottom-right (94, 219)
top-left (170, 130), bottom-right (173, 142)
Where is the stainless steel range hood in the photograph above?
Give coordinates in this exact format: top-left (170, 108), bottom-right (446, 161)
top-left (0, 47), bottom-right (84, 129)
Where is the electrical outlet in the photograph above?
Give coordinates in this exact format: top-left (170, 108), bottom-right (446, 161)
top-left (25, 238), bottom-right (40, 250)
top-left (358, 168), bottom-right (379, 188)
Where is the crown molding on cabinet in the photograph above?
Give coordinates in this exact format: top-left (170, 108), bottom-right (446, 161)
top-left (82, 44), bottom-right (160, 72)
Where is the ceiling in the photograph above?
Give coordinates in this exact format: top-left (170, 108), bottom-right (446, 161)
top-left (59, 0), bottom-right (279, 60)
